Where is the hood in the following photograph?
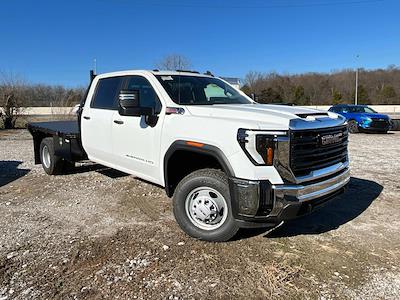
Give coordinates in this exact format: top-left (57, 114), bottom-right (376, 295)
top-left (185, 104), bottom-right (346, 130)
top-left (356, 113), bottom-right (390, 119)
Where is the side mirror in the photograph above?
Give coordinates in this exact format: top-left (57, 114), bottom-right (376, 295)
top-left (118, 90), bottom-right (153, 117)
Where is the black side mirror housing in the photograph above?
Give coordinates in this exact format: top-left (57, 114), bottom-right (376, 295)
top-left (118, 90), bottom-right (153, 117)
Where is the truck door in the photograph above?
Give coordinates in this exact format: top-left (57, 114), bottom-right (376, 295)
top-left (81, 76), bottom-right (124, 164)
top-left (111, 75), bottom-right (164, 184)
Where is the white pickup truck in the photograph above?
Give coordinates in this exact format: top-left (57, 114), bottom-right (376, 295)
top-left (28, 70), bottom-right (350, 241)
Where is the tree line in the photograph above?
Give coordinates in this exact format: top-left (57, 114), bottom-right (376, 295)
top-left (241, 65), bottom-right (400, 105)
top-left (0, 72), bottom-right (85, 128)
top-left (2, 57), bottom-right (400, 129)
top-left (1, 83), bottom-right (85, 107)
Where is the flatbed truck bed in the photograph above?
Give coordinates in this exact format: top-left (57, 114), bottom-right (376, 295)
top-left (28, 120), bottom-right (80, 138)
top-left (28, 120), bottom-right (87, 164)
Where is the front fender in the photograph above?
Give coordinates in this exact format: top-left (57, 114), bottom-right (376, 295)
top-left (163, 140), bottom-right (235, 197)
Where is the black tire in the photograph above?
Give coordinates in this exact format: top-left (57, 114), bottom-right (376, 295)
top-left (39, 137), bottom-right (64, 175)
top-left (173, 169), bottom-right (239, 242)
top-left (348, 120), bottom-right (359, 133)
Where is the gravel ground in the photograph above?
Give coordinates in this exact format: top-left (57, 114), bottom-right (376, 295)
top-left (0, 129), bottom-right (399, 299)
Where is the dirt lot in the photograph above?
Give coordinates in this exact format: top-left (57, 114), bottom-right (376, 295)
top-left (0, 130), bottom-right (399, 299)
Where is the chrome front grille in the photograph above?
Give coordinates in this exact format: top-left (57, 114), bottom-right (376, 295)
top-left (289, 125), bottom-right (348, 177)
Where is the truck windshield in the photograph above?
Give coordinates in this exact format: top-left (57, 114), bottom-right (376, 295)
top-left (155, 75), bottom-right (252, 105)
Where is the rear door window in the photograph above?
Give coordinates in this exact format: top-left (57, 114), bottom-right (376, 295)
top-left (91, 77), bottom-right (124, 110)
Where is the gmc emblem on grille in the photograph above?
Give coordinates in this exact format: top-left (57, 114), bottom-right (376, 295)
top-left (320, 132), bottom-right (343, 146)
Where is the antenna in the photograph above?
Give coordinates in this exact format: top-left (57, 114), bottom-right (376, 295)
top-left (94, 58), bottom-right (97, 74)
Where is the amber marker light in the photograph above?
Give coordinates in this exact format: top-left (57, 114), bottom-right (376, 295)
top-left (266, 147), bottom-right (274, 166)
top-left (186, 141), bottom-right (205, 148)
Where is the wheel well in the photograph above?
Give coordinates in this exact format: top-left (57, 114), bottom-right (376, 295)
top-left (165, 150), bottom-right (225, 197)
top-left (31, 132), bottom-right (52, 164)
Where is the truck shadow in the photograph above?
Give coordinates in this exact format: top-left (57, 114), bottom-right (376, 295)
top-left (97, 168), bottom-right (129, 179)
top-left (0, 160), bottom-right (30, 188)
top-left (68, 163), bottom-right (129, 179)
top-left (234, 177), bottom-right (383, 240)
top-left (264, 177), bottom-right (383, 238)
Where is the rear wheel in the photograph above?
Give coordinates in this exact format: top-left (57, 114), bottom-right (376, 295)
top-left (173, 169), bottom-right (239, 242)
top-left (348, 120), bottom-right (359, 133)
top-left (40, 137), bottom-right (65, 175)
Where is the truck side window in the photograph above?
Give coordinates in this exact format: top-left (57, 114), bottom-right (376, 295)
top-left (126, 76), bottom-right (162, 114)
top-left (91, 77), bottom-right (124, 110)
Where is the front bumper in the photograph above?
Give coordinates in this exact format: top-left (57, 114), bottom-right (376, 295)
top-left (359, 120), bottom-right (391, 132)
top-left (229, 168), bottom-right (350, 228)
top-left (360, 126), bottom-right (390, 132)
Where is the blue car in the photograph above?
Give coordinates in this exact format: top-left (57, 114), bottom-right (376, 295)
top-left (329, 104), bottom-right (391, 133)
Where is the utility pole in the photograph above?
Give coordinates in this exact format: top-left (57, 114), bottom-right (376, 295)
top-left (355, 68), bottom-right (358, 105)
top-left (354, 54), bottom-right (359, 105)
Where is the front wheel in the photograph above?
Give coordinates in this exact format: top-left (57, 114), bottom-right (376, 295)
top-left (348, 120), bottom-right (359, 133)
top-left (173, 169), bottom-right (239, 242)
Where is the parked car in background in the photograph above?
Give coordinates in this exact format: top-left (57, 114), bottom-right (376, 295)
top-left (329, 104), bottom-right (392, 133)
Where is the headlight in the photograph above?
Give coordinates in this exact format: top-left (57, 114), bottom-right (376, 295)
top-left (237, 129), bottom-right (287, 166)
top-left (361, 117), bottom-right (372, 123)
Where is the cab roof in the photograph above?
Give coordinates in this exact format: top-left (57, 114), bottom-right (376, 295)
top-left (95, 70), bottom-right (215, 79)
top-left (332, 104), bottom-right (368, 107)
top-left (151, 70), bottom-right (214, 77)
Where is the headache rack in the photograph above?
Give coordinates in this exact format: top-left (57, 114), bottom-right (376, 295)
top-left (289, 125), bottom-right (348, 177)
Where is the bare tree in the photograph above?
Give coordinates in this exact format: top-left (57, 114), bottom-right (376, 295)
top-left (0, 72), bottom-right (26, 129)
top-left (156, 54), bottom-right (192, 70)
top-left (244, 71), bottom-right (265, 93)
top-left (49, 87), bottom-right (85, 119)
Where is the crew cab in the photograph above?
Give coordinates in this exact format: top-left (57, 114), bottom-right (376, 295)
top-left (28, 70), bottom-right (350, 242)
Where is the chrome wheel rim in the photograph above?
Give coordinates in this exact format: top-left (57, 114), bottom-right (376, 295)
top-left (348, 121), bottom-right (357, 133)
top-left (185, 187), bottom-right (228, 231)
top-left (42, 145), bottom-right (51, 169)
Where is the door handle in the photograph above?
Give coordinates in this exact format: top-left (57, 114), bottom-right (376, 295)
top-left (113, 120), bottom-right (124, 125)
top-left (83, 116), bottom-right (91, 120)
